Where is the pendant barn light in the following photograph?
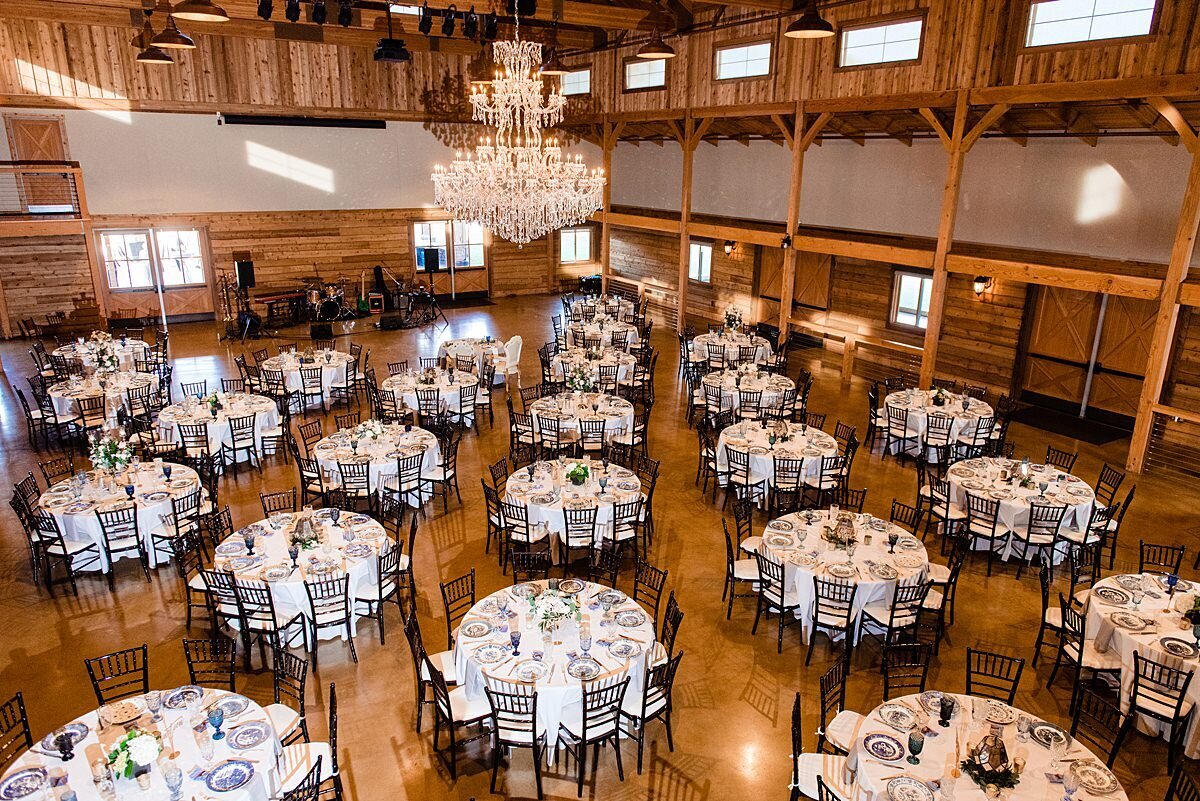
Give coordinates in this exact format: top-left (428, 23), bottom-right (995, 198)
top-left (133, 11), bottom-right (174, 63)
top-left (284, 0), bottom-right (302, 23)
top-left (257, 0), bottom-right (273, 20)
top-left (311, 0), bottom-right (327, 23)
top-left (482, 12), bottom-right (498, 39)
top-left (784, 0), bottom-right (834, 39)
top-left (540, 20), bottom-right (567, 75)
top-left (171, 0), bottom-right (230, 22)
top-left (637, 1), bottom-right (675, 59)
top-left (374, 5), bottom-right (412, 62)
top-left (151, 15), bottom-right (196, 48)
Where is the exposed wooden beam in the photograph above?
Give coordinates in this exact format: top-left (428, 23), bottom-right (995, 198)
top-left (825, 117), bottom-right (866, 146)
top-left (995, 118), bottom-right (1029, 147)
top-left (961, 104), bottom-right (1009, 152)
top-left (945, 254), bottom-right (1163, 299)
top-left (1147, 96), bottom-right (1198, 153)
top-left (771, 114), bottom-right (795, 149)
top-left (676, 115), bottom-right (702, 333)
top-left (778, 102), bottom-right (805, 336)
top-left (794, 234), bottom-right (933, 269)
top-left (919, 108), bottom-right (951, 150)
top-left (599, 119), bottom-right (623, 294)
top-left (1125, 100), bottom-right (1181, 146)
top-left (971, 74), bottom-right (1200, 105)
top-left (798, 113), bottom-right (833, 152)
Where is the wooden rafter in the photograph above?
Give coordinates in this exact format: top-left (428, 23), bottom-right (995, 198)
top-left (961, 104), bottom-right (1009, 152)
top-left (1043, 106), bottom-right (1100, 146)
top-left (919, 108), bottom-right (952, 149)
top-left (1147, 97), bottom-right (1199, 153)
top-left (799, 113), bottom-right (833, 151)
top-left (771, 114), bottom-right (795, 149)
top-left (865, 113), bottom-right (914, 146)
top-left (826, 117), bottom-right (866, 146)
top-left (1124, 100), bottom-right (1181, 146)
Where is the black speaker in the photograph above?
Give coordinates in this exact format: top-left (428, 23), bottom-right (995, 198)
top-left (310, 322), bottom-right (333, 340)
top-left (422, 247), bottom-right (442, 273)
top-left (235, 260), bottom-right (256, 290)
top-left (378, 312), bottom-right (405, 330)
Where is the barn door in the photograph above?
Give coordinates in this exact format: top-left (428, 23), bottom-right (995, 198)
top-left (3, 115), bottom-right (73, 212)
top-left (1020, 286), bottom-right (1100, 411)
top-left (1087, 295), bottom-right (1156, 420)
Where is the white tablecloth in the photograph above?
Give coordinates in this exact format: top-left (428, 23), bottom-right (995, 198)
top-left (381, 371), bottom-right (478, 414)
top-left (312, 425), bottom-right (441, 495)
top-left (550, 348), bottom-right (636, 385)
top-left (36, 462), bottom-right (201, 572)
top-left (528, 393), bottom-right (634, 442)
top-left (884, 389), bottom-right (993, 455)
top-left (758, 510), bottom-right (929, 641)
top-left (438, 337), bottom-right (504, 374)
top-left (454, 581), bottom-right (654, 750)
top-left (3, 689), bottom-right (282, 801)
top-left (716, 420), bottom-right (837, 487)
top-left (847, 692), bottom-right (1127, 801)
top-left (54, 338), bottom-right (149, 372)
top-left (701, 369), bottom-right (794, 412)
top-left (216, 510), bottom-right (387, 641)
top-left (946, 458), bottom-right (1095, 560)
top-left (261, 351), bottom-right (352, 395)
top-left (49, 372), bottom-right (159, 420)
top-left (691, 332), bottom-right (772, 366)
top-left (158, 393), bottom-right (279, 460)
top-left (566, 321), bottom-right (639, 350)
top-left (570, 296), bottom-right (635, 322)
top-left (504, 460), bottom-right (643, 562)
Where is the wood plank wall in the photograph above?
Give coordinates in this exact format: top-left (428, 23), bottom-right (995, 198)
top-left (0, 232), bottom-right (95, 328)
top-left (1167, 308), bottom-right (1200, 413)
top-left (933, 274), bottom-right (1027, 398)
top-left (609, 227), bottom-right (681, 328)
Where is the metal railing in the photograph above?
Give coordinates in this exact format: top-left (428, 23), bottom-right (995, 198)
top-left (0, 161), bottom-right (82, 219)
top-left (1145, 404), bottom-right (1200, 481)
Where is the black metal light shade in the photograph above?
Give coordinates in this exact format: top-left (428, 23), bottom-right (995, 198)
top-left (171, 0), bottom-right (230, 22)
top-left (256, 0), bottom-right (273, 20)
top-left (637, 28), bottom-right (675, 59)
top-left (482, 12), bottom-right (498, 39)
top-left (462, 7), bottom-right (478, 38)
top-left (284, 0), bottom-right (301, 22)
top-left (784, 0), bottom-right (834, 39)
top-left (417, 3), bottom-right (433, 34)
top-left (136, 44), bottom-right (175, 64)
top-left (337, 0), bottom-right (353, 26)
top-left (151, 16), bottom-right (196, 48)
top-left (441, 5), bottom-right (457, 37)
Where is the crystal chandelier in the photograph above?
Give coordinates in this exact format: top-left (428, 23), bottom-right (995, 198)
top-left (432, 23), bottom-right (605, 246)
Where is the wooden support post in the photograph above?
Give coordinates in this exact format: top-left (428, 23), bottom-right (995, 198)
top-left (778, 103), bottom-right (831, 340)
top-left (1127, 138), bottom-right (1200, 472)
top-left (74, 167), bottom-right (109, 321)
top-left (599, 120), bottom-right (623, 295)
top-left (919, 91), bottom-right (971, 388)
top-left (675, 115), bottom-right (711, 333)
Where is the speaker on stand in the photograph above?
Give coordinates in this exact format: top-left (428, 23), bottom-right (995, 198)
top-left (234, 260), bottom-right (262, 340)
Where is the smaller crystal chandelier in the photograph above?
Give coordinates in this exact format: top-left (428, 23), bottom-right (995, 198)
top-left (432, 15), bottom-right (605, 245)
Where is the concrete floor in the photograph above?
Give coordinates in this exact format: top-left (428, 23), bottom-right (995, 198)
top-left (0, 293), bottom-right (1188, 800)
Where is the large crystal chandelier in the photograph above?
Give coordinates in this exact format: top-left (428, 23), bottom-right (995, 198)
top-left (432, 22), bottom-right (605, 246)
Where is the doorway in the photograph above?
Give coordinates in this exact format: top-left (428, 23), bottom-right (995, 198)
top-left (95, 227), bottom-right (216, 325)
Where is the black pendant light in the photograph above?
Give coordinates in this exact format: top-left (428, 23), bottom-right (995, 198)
top-left (171, 0), bottom-right (230, 22)
top-left (133, 11), bottom-right (174, 63)
top-left (637, 1), bottom-right (675, 59)
top-left (284, 0), bottom-right (302, 22)
top-left (337, 0), bottom-right (354, 26)
top-left (441, 5), bottom-right (457, 37)
top-left (257, 0), bottom-right (273, 19)
top-left (784, 0), bottom-right (834, 39)
top-left (374, 4), bottom-right (411, 62)
top-left (540, 20), bottom-right (568, 75)
top-left (151, 15), bottom-right (196, 48)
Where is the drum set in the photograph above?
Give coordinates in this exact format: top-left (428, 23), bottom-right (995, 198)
top-left (306, 279), bottom-right (355, 321)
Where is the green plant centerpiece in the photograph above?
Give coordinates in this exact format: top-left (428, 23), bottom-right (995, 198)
top-left (1184, 597), bottom-right (1200, 626)
top-left (107, 728), bottom-right (161, 779)
top-left (529, 588), bottom-right (580, 633)
top-left (961, 730), bottom-right (1022, 793)
top-left (566, 462), bottom-right (590, 486)
top-left (932, 386), bottom-right (948, 406)
top-left (290, 515), bottom-right (320, 550)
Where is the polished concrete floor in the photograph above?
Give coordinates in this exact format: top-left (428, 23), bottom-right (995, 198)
top-left (0, 293), bottom-right (1189, 800)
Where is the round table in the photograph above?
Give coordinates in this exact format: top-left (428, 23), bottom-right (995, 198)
top-left (884, 389), bottom-right (993, 455)
top-left (701, 369), bottom-right (794, 412)
top-left (54, 338), bottom-right (149, 372)
top-left (312, 424), bottom-right (440, 496)
top-left (566, 320), bottom-right (639, 350)
top-left (946, 458), bottom-right (1095, 560)
top-left (453, 580), bottom-right (655, 749)
top-left (36, 462), bottom-right (202, 572)
top-left (48, 373), bottom-right (158, 420)
top-left (1086, 573), bottom-right (1200, 758)
top-left (716, 420), bottom-right (837, 488)
top-left (847, 692), bottom-right (1127, 801)
top-left (261, 351), bottom-right (352, 395)
top-left (691, 331), bottom-right (772, 366)
top-left (1, 689), bottom-right (282, 801)
top-left (550, 348), bottom-right (636, 385)
top-left (504, 459), bottom-right (643, 563)
top-left (215, 509), bottom-right (388, 640)
top-left (758, 509), bottom-right (929, 642)
top-left (158, 393), bottom-right (279, 461)
top-left (570, 295), bottom-right (635, 321)
top-left (380, 370), bottom-right (478, 415)
top-left (439, 337), bottom-right (504, 374)
top-left (528, 392), bottom-right (634, 443)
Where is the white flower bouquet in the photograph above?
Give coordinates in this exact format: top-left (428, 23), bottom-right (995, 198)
top-left (724, 307), bottom-right (743, 331)
top-left (107, 729), bottom-right (161, 778)
top-left (566, 366), bottom-right (594, 392)
top-left (86, 331), bottom-right (121, 374)
top-left (352, 419), bottom-right (385, 441)
top-left (529, 589), bottom-right (580, 633)
top-left (90, 434), bottom-right (134, 472)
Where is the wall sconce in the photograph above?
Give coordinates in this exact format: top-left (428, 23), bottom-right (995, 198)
top-left (973, 275), bottom-right (994, 296)
top-left (723, 241), bottom-right (735, 255)
top-left (781, 234), bottom-right (792, 250)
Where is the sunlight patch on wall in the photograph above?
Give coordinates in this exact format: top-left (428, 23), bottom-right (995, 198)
top-left (15, 59), bottom-right (133, 123)
top-left (1075, 163), bottom-right (1127, 225)
top-left (245, 141), bottom-right (335, 192)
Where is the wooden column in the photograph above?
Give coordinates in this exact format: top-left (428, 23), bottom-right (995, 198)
top-left (1127, 112), bottom-right (1200, 472)
top-left (918, 94), bottom-right (1008, 387)
top-left (777, 104), bottom-right (831, 338)
top-left (599, 120), bottom-right (622, 295)
top-left (674, 115), bottom-right (711, 333)
top-left (74, 166), bottom-right (109, 320)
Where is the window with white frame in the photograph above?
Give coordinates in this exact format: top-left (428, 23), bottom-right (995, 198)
top-left (561, 68), bottom-right (591, 96)
top-left (688, 241), bottom-right (713, 283)
top-left (1026, 0), bottom-right (1156, 47)
top-left (414, 220), bottom-right (487, 271)
top-left (890, 270), bottom-right (934, 330)
top-left (715, 41), bottom-right (771, 80)
top-left (452, 220), bottom-right (486, 268)
top-left (99, 228), bottom-right (207, 291)
top-left (413, 221), bottom-right (448, 271)
top-left (624, 58), bottom-right (666, 90)
top-left (560, 227), bottom-right (593, 264)
top-left (839, 17), bottom-right (924, 67)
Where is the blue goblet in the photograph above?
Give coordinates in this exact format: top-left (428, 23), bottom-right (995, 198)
top-left (163, 465), bottom-right (173, 481)
top-left (124, 484), bottom-right (135, 500)
top-left (509, 630), bottom-right (521, 656)
top-left (207, 708), bottom-right (225, 740)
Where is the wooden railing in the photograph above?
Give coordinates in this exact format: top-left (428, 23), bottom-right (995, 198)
top-left (1145, 403), bottom-right (1200, 480)
top-left (789, 317), bottom-right (924, 388)
top-left (0, 161), bottom-right (83, 220)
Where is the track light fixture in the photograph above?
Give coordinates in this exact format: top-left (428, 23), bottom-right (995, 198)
top-left (462, 6), bottom-right (478, 38)
top-left (784, 0), bottom-right (834, 39)
top-left (311, 0), bottom-right (327, 23)
top-left (337, 0), bottom-right (353, 26)
top-left (482, 12), bottom-right (497, 39)
top-left (441, 5), bottom-right (457, 37)
top-left (284, 0), bottom-right (301, 22)
top-left (257, 0), bottom-right (273, 20)
top-left (417, 2), bottom-right (433, 34)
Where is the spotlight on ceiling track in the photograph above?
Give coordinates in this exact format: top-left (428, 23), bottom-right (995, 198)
top-left (784, 0), bottom-right (834, 39)
top-left (418, 2), bottom-right (433, 34)
top-left (441, 5), bottom-right (457, 37)
top-left (375, 5), bottom-right (411, 62)
top-left (171, 0), bottom-right (230, 23)
top-left (462, 6), bottom-right (478, 38)
top-left (338, 0), bottom-right (354, 26)
top-left (257, 0), bottom-right (273, 20)
top-left (284, 0), bottom-right (301, 22)
top-left (311, 0), bottom-right (327, 23)
top-left (482, 12), bottom-right (497, 39)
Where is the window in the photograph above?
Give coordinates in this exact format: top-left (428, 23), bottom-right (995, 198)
top-left (839, 17), bottom-right (924, 67)
top-left (414, 220), bottom-right (487, 271)
top-left (624, 59), bottom-right (666, 91)
top-left (688, 242), bottom-right (712, 283)
top-left (561, 68), bottom-right (591, 96)
top-left (560, 228), bottom-right (593, 264)
top-left (1026, 0), bottom-right (1156, 47)
top-left (98, 228), bottom-right (207, 291)
top-left (890, 270), bottom-right (934, 330)
top-left (715, 41), bottom-right (771, 80)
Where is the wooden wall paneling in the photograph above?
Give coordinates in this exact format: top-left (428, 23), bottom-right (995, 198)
top-left (1097, 295), bottom-right (1156, 374)
top-left (793, 251), bottom-right (832, 309)
top-left (933, 274), bottom-right (1027, 397)
top-left (608, 226), bottom-right (679, 327)
top-left (1019, 285), bottom-right (1099, 406)
top-left (1167, 307), bottom-right (1200, 412)
top-left (488, 237), bottom-right (552, 297)
top-left (0, 233), bottom-right (95, 330)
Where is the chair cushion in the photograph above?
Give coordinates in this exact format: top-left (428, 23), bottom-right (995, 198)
top-left (44, 538), bottom-right (96, 556)
top-left (559, 703), bottom-right (620, 743)
top-left (1043, 606), bottom-right (1062, 630)
top-left (420, 649), bottom-right (458, 684)
top-left (264, 703), bottom-right (300, 740)
top-left (739, 536), bottom-right (763, 555)
top-left (445, 685), bottom-right (491, 723)
top-left (733, 558), bottom-right (758, 581)
top-left (279, 742), bottom-right (335, 791)
top-left (795, 754), bottom-right (850, 800)
top-left (825, 710), bottom-right (865, 753)
top-left (927, 562), bottom-right (950, 584)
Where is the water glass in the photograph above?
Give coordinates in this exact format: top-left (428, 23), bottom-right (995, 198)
top-left (1016, 715), bottom-right (1031, 742)
top-left (163, 761), bottom-right (184, 801)
top-left (509, 630), bottom-right (521, 656)
top-left (207, 708), bottom-right (225, 740)
top-left (906, 730), bottom-right (924, 765)
top-left (145, 690), bottom-right (163, 721)
top-left (195, 732), bottom-right (214, 767)
top-left (124, 484), bottom-right (134, 500)
top-left (580, 630), bottom-right (592, 655)
top-left (1063, 771), bottom-right (1080, 801)
top-left (162, 465), bottom-right (173, 481)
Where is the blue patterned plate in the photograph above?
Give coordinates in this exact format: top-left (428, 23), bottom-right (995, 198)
top-left (213, 694), bottom-right (251, 718)
top-left (863, 732), bottom-right (904, 762)
top-left (614, 610), bottom-right (646, 628)
top-left (39, 722), bottom-right (89, 752)
top-left (510, 583), bottom-right (539, 600)
top-left (163, 685), bottom-right (204, 710)
top-left (473, 644), bottom-right (508, 665)
top-left (216, 541), bottom-right (246, 556)
top-left (205, 760), bottom-right (255, 793)
top-left (227, 721), bottom-right (271, 751)
top-left (608, 639), bottom-right (642, 659)
top-left (566, 657), bottom-right (602, 680)
top-left (558, 579), bottom-right (586, 594)
top-left (0, 768), bottom-right (47, 800)
top-left (460, 619), bottom-right (492, 639)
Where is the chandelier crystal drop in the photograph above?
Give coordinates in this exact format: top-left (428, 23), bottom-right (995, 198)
top-left (432, 26), bottom-right (605, 246)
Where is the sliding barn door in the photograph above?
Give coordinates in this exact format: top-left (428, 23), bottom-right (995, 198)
top-left (3, 114), bottom-right (73, 212)
top-left (1088, 295), bottom-right (1156, 419)
top-left (1021, 287), bottom-right (1100, 409)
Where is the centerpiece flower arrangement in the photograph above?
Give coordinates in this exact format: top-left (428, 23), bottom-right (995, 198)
top-left (86, 331), bottom-right (121, 374)
top-left (352, 419), bottom-right (385, 443)
top-left (822, 512), bottom-right (858, 548)
top-left (932, 386), bottom-right (948, 407)
top-left (290, 514), bottom-right (320, 550)
top-left (90, 433), bottom-right (134, 473)
top-left (107, 728), bottom-right (162, 779)
top-left (529, 589), bottom-right (580, 633)
top-left (960, 731), bottom-right (1022, 792)
top-left (566, 366), bottom-right (594, 392)
top-left (565, 462), bottom-right (590, 486)
top-left (724, 307), bottom-right (743, 332)
top-left (418, 368), bottom-right (437, 385)
top-left (1183, 596), bottom-right (1200, 625)
top-left (205, 392), bottom-right (222, 412)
